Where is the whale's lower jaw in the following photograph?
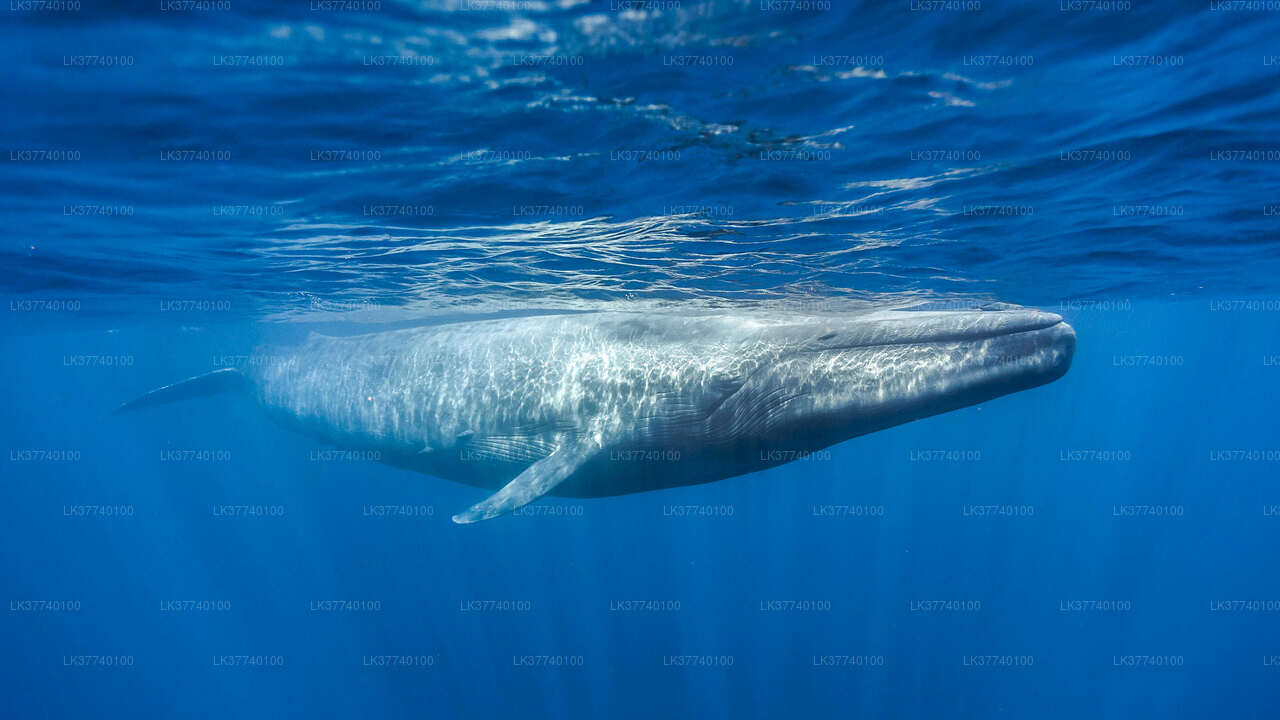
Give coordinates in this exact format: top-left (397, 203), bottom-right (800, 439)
top-left (551, 379), bottom-right (1074, 499)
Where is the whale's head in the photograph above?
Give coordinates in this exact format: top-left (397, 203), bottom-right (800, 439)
top-left (722, 308), bottom-right (1075, 448)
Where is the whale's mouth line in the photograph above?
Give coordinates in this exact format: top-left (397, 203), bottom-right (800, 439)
top-left (801, 319), bottom-right (1068, 354)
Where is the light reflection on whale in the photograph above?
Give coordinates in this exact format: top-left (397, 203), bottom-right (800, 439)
top-left (117, 308), bottom-right (1075, 523)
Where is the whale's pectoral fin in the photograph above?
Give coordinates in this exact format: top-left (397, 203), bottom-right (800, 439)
top-left (451, 436), bottom-right (599, 524)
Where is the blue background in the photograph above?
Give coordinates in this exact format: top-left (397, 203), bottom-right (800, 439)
top-left (4, 0), bottom-right (1280, 717)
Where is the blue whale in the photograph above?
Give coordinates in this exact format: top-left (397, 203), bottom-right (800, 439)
top-left (117, 308), bottom-right (1075, 523)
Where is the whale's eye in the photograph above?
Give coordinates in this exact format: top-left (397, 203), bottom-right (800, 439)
top-left (817, 332), bottom-right (836, 342)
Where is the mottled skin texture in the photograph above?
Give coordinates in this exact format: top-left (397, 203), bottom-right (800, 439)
top-left (247, 309), bottom-right (1075, 515)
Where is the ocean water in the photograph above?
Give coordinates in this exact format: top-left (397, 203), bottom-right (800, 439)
top-left (4, 1), bottom-right (1280, 717)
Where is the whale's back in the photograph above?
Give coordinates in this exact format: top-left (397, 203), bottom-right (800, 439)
top-left (251, 313), bottom-right (784, 455)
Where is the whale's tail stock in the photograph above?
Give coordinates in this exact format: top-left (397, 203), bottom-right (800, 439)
top-left (113, 368), bottom-right (250, 415)
top-left (111, 364), bottom-right (579, 524)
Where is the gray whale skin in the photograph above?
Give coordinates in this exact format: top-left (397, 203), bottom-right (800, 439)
top-left (117, 308), bottom-right (1075, 523)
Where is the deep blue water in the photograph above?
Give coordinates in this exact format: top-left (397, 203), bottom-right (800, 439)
top-left (4, 1), bottom-right (1280, 717)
